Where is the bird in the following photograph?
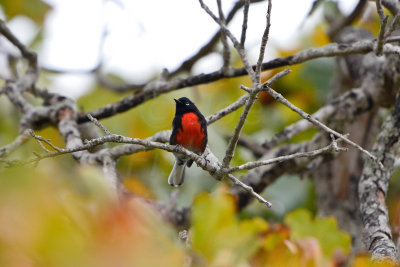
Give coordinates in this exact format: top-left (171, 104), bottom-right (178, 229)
top-left (168, 97), bottom-right (207, 187)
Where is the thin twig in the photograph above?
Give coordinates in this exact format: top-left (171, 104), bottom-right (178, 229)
top-left (261, 88), bottom-right (370, 150)
top-left (199, 0), bottom-right (256, 81)
top-left (206, 94), bottom-right (249, 125)
top-left (0, 19), bottom-right (37, 68)
top-left (32, 136), bottom-right (51, 153)
top-left (87, 114), bottom-right (111, 135)
top-left (240, 85), bottom-right (251, 93)
top-left (384, 14), bottom-right (400, 39)
top-left (0, 129), bottom-right (31, 158)
top-left (255, 0), bottom-right (272, 82)
top-left (226, 174), bottom-right (272, 207)
top-left (376, 0), bottom-right (389, 56)
top-left (240, 0), bottom-right (250, 47)
top-left (222, 92), bottom-right (257, 167)
top-left (216, 0), bottom-right (231, 72)
top-left (28, 130), bottom-right (62, 152)
top-left (264, 68), bottom-right (291, 86)
top-left (170, 0), bottom-right (264, 76)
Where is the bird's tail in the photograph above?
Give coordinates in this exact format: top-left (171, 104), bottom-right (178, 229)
top-left (168, 161), bottom-right (186, 187)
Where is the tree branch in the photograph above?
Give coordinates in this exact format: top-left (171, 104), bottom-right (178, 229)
top-left (77, 39), bottom-right (399, 124)
top-left (359, 94), bottom-right (400, 262)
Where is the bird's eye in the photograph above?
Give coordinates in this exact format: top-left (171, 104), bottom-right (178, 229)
top-left (185, 103), bottom-right (190, 106)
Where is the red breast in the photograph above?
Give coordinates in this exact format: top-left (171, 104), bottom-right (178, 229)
top-left (176, 112), bottom-right (206, 152)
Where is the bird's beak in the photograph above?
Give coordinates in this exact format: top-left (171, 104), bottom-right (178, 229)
top-left (174, 98), bottom-right (180, 104)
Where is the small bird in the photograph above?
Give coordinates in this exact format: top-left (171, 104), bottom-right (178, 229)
top-left (168, 97), bottom-right (207, 187)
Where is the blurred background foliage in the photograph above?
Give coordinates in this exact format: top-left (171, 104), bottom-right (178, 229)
top-left (0, 0), bottom-right (400, 266)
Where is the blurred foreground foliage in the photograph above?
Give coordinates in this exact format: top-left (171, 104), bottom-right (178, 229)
top-left (0, 167), bottom-right (396, 267)
top-left (0, 166), bottom-right (186, 267)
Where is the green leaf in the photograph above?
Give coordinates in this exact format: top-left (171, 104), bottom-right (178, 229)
top-left (284, 209), bottom-right (351, 259)
top-left (0, 0), bottom-right (51, 24)
top-left (191, 187), bottom-right (268, 265)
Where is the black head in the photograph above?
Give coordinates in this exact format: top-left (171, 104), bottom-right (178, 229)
top-left (174, 97), bottom-right (199, 114)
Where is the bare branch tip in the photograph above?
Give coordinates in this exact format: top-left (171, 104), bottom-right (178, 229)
top-left (87, 113), bottom-right (112, 135)
top-left (240, 85), bottom-right (251, 93)
top-left (227, 174), bottom-right (272, 208)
